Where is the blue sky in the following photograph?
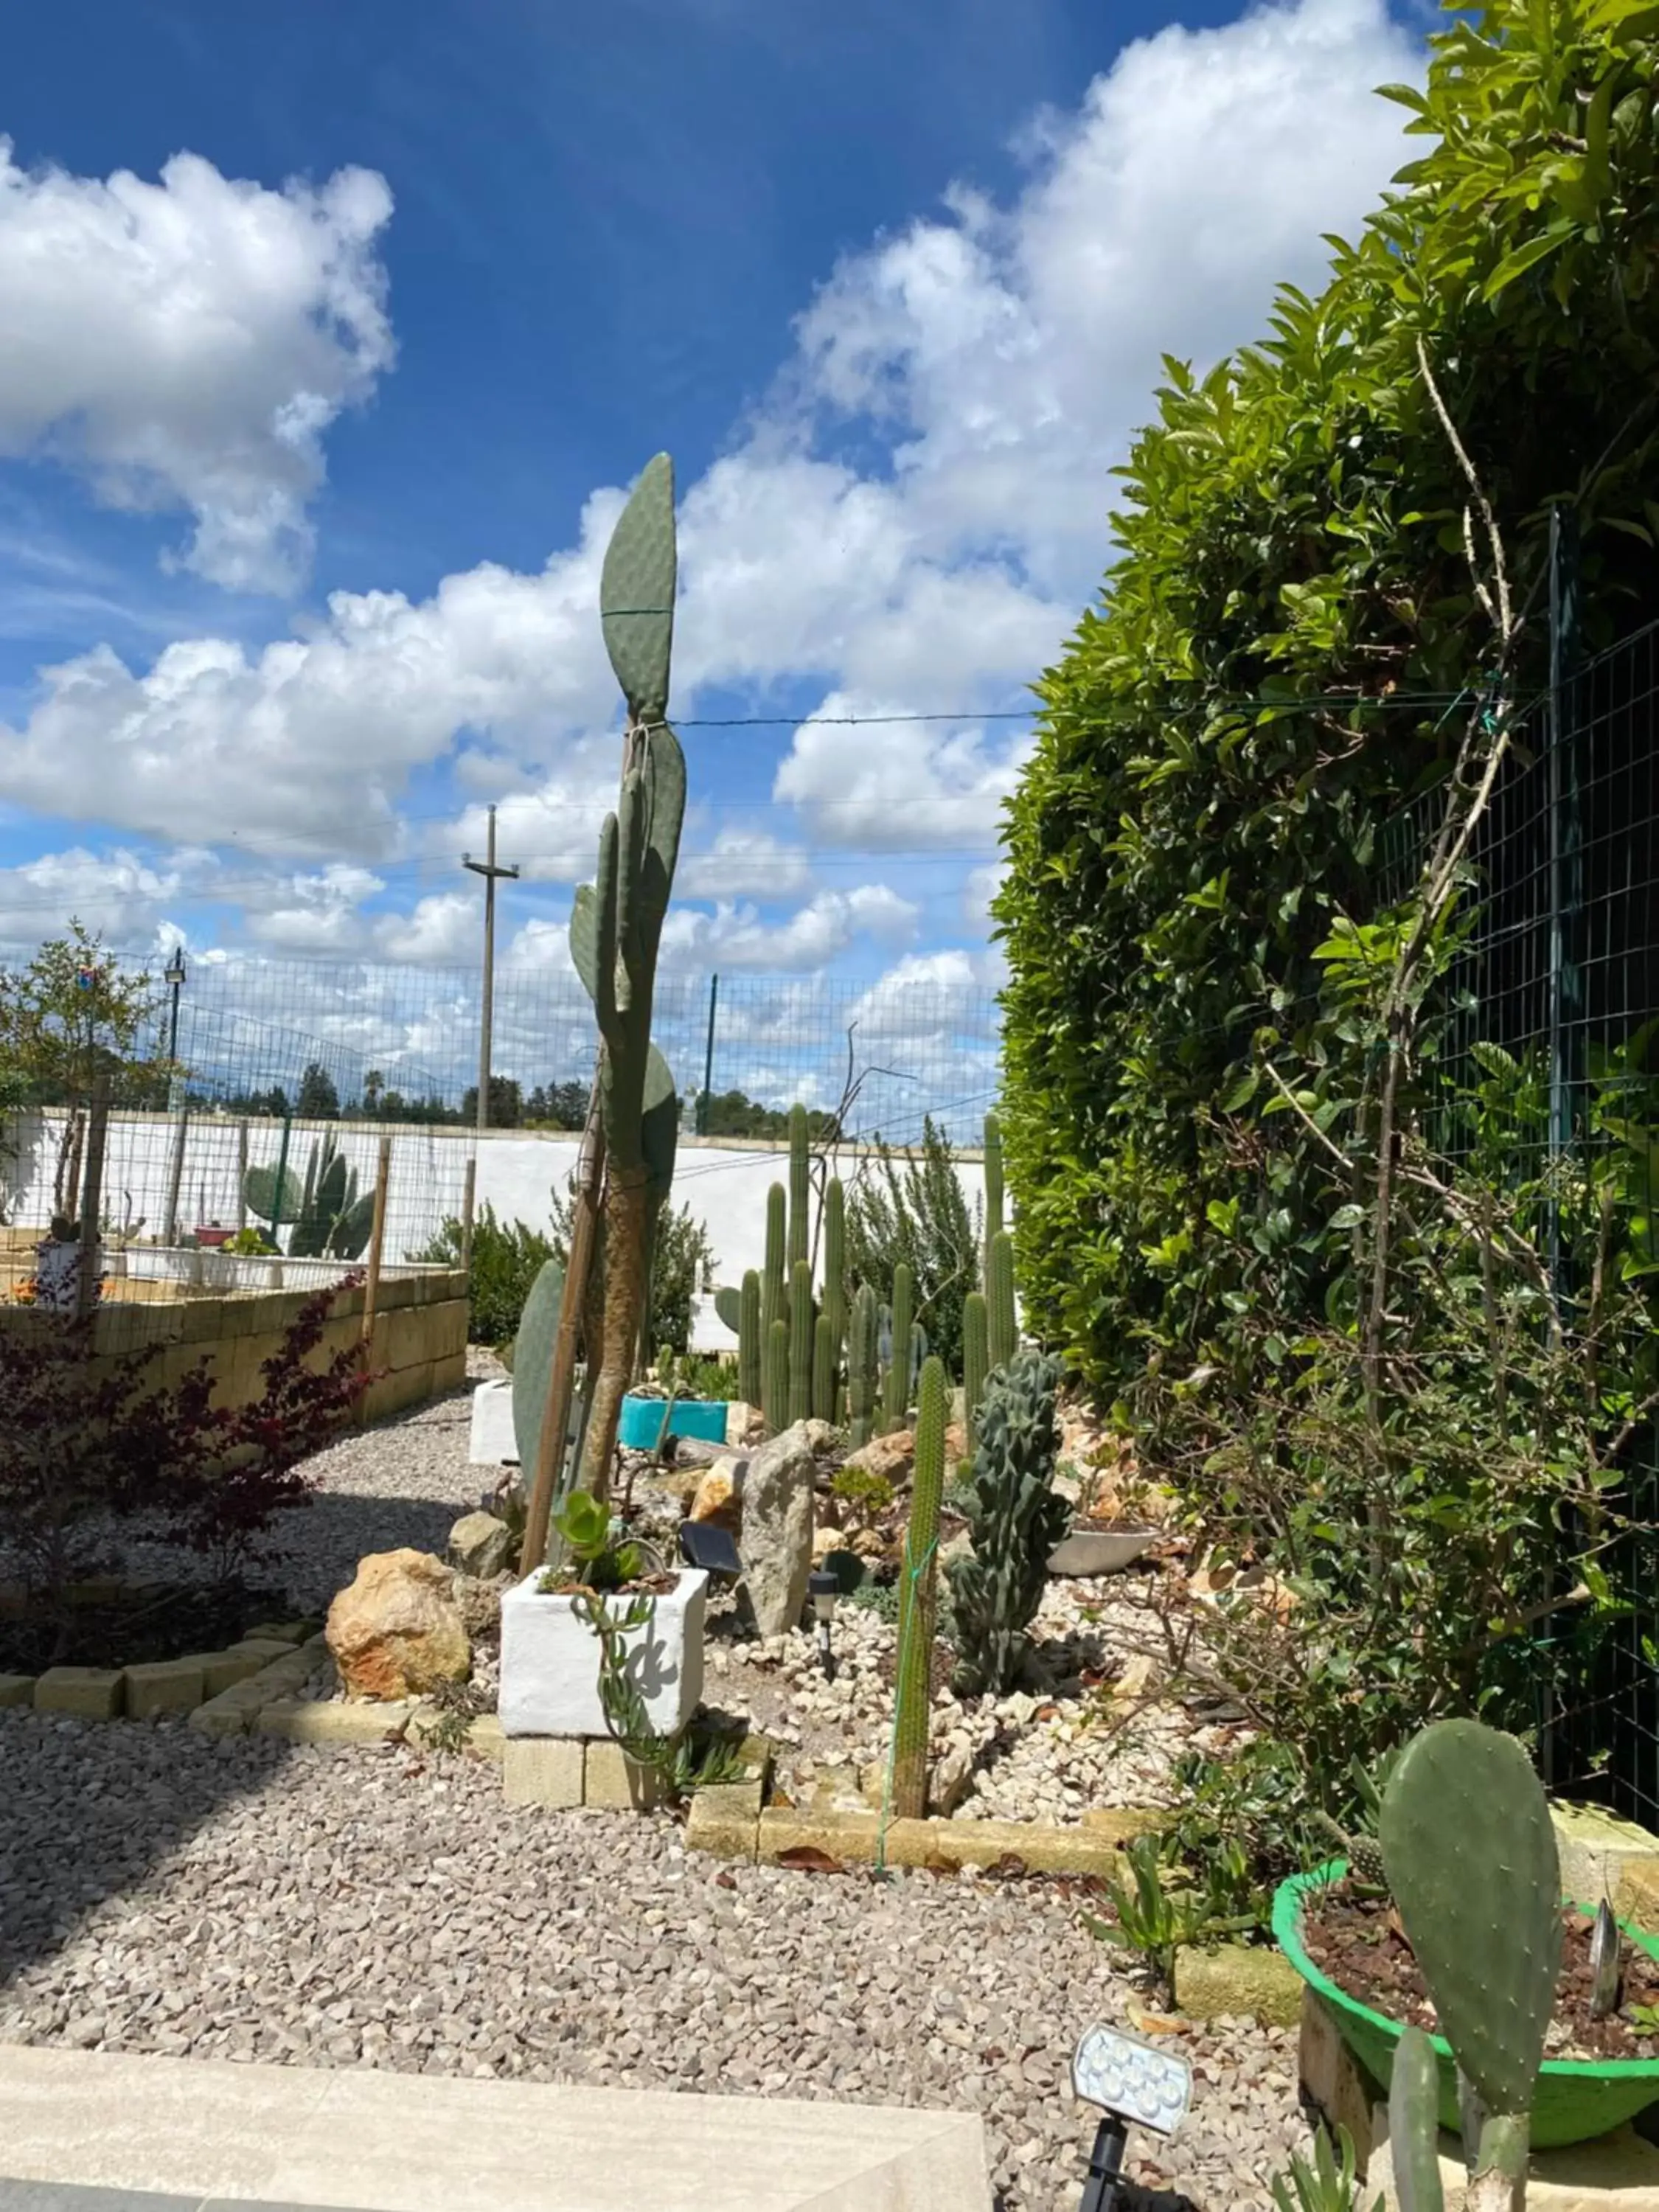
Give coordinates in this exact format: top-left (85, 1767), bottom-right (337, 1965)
top-left (0, 0), bottom-right (1423, 1097)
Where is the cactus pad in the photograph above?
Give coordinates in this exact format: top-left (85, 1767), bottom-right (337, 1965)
top-left (600, 452), bottom-right (675, 723)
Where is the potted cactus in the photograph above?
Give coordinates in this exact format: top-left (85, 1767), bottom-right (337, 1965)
top-left (1275, 1719), bottom-right (1659, 2165)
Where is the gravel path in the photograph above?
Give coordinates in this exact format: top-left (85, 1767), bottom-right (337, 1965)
top-left (1, 1377), bottom-right (1315, 2211)
top-left (0, 1717), bottom-right (1307, 2212)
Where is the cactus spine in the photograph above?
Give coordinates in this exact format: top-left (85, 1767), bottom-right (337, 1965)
top-left (762, 1318), bottom-right (790, 1437)
top-left (788, 1259), bottom-right (813, 1425)
top-left (1379, 1720), bottom-right (1560, 2212)
top-left (948, 1349), bottom-right (1069, 1697)
top-left (884, 1261), bottom-right (914, 1429)
top-left (962, 1290), bottom-right (988, 1464)
top-left (847, 1282), bottom-right (879, 1448)
top-left (812, 1311), bottom-right (836, 1423)
top-left (737, 1269), bottom-right (762, 1411)
top-left (890, 1354), bottom-right (947, 1820)
top-left (987, 1228), bottom-right (1016, 1371)
top-left (787, 1102), bottom-right (810, 1272)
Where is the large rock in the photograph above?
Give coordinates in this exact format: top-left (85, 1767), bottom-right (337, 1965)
top-left (739, 1423), bottom-right (816, 1636)
top-left (841, 1429), bottom-right (914, 1484)
top-left (690, 1458), bottom-right (745, 1533)
top-left (326, 1550), bottom-right (471, 1701)
top-left (448, 1511), bottom-right (515, 1579)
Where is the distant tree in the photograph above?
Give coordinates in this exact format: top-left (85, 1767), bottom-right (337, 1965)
top-left (459, 1075), bottom-right (523, 1127)
top-left (526, 1078), bottom-right (589, 1130)
top-left (692, 1087), bottom-right (835, 1141)
top-left (296, 1062), bottom-right (341, 1119)
top-left (361, 1069), bottom-right (385, 1116)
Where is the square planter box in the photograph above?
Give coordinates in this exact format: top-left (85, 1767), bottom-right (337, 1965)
top-left (470, 1377), bottom-right (518, 1467)
top-left (499, 1567), bottom-right (708, 1739)
top-left (125, 1245), bottom-right (201, 1287)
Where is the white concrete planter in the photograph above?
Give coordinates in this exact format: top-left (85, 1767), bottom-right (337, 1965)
top-left (499, 1567), bottom-right (708, 1739)
top-left (278, 1256), bottom-right (352, 1290)
top-left (470, 1377), bottom-right (518, 1466)
top-left (198, 1251), bottom-right (282, 1292)
top-left (1046, 1525), bottom-right (1160, 1576)
top-left (125, 1245), bottom-right (201, 1287)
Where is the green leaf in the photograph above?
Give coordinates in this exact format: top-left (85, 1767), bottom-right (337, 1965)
top-left (1482, 223), bottom-right (1572, 300)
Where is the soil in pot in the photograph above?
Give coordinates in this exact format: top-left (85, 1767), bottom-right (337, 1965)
top-left (0, 1579), bottom-right (285, 1674)
top-left (1301, 1885), bottom-right (1659, 2060)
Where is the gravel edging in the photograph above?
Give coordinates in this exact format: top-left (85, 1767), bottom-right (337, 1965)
top-left (0, 1713), bottom-right (1307, 2212)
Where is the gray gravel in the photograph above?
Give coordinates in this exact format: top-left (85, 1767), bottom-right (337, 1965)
top-left (0, 1717), bottom-right (1308, 2212)
top-left (1, 1374), bottom-right (1318, 2211)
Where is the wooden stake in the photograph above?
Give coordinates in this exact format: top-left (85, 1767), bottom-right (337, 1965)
top-left (459, 1152), bottom-right (477, 1273)
top-left (235, 1119), bottom-right (248, 1231)
top-left (74, 1079), bottom-right (109, 1322)
top-left (359, 1135), bottom-right (394, 1401)
top-left (519, 1090), bottom-right (606, 1575)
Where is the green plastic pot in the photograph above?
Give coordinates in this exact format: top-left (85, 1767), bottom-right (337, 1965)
top-left (1274, 1862), bottom-right (1659, 2148)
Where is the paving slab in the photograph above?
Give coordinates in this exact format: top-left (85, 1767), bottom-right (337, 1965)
top-left (0, 2045), bottom-right (992, 2212)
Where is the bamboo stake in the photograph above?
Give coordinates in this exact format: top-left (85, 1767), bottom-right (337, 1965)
top-left (358, 1135), bottom-right (393, 1419)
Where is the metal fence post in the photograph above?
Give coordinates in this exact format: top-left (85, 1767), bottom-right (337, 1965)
top-left (1547, 503), bottom-right (1585, 1300)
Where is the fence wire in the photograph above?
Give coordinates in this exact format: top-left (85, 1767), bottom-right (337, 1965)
top-left (1383, 600), bottom-right (1659, 1826)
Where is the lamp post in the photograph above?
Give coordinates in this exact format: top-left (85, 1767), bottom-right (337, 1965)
top-left (807, 1568), bottom-right (840, 1680)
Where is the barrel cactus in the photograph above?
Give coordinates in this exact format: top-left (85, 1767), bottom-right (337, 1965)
top-left (947, 1348), bottom-right (1069, 1697)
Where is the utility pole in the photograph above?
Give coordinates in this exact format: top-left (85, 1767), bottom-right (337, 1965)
top-left (462, 805), bottom-right (518, 1136)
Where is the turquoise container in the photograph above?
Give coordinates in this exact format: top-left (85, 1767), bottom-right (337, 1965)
top-left (617, 1394), bottom-right (728, 1450)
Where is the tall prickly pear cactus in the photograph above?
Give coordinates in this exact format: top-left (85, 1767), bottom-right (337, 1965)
top-left (947, 1349), bottom-right (1069, 1697)
top-left (788, 1259), bottom-right (813, 1425)
top-left (982, 1108), bottom-right (1004, 1284)
top-left (890, 1354), bottom-right (947, 1820)
top-left (566, 453), bottom-right (686, 1498)
top-left (962, 1290), bottom-right (988, 1464)
top-left (787, 1102), bottom-right (810, 1272)
top-left (987, 1228), bottom-right (1016, 1371)
top-left (812, 1310), bottom-right (836, 1422)
top-left (884, 1260), bottom-right (914, 1430)
top-left (847, 1281), bottom-right (879, 1449)
top-left (737, 1269), bottom-right (762, 1410)
top-left (762, 1317), bottom-right (790, 1437)
top-left (761, 1183), bottom-right (786, 1343)
top-left (1380, 1720), bottom-right (1560, 2212)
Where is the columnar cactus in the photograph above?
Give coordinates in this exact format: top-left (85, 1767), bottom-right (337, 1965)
top-left (812, 1311), bottom-right (836, 1423)
top-left (787, 1102), bottom-right (810, 1272)
top-left (762, 1183), bottom-right (786, 1343)
top-left (788, 1259), bottom-right (813, 1425)
top-left (962, 1290), bottom-right (989, 1465)
top-left (884, 1260), bottom-right (914, 1429)
top-left (847, 1281), bottom-right (879, 1449)
top-left (987, 1228), bottom-right (1017, 1371)
top-left (822, 1175), bottom-right (846, 1377)
top-left (890, 1354), bottom-right (947, 1820)
top-left (732, 1269), bottom-right (761, 1410)
top-left (947, 1349), bottom-right (1069, 1697)
top-left (1380, 1720), bottom-right (1561, 2212)
top-left (1390, 2026), bottom-right (1447, 2212)
top-left (983, 1109), bottom-right (1004, 1284)
top-left (763, 1317), bottom-right (790, 1437)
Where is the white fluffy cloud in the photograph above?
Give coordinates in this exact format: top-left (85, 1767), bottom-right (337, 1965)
top-left (0, 142), bottom-right (394, 592)
top-left (0, 0), bottom-right (1422, 966)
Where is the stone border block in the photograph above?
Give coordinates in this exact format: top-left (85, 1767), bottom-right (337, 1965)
top-left (465, 1713), bottom-right (505, 1764)
top-left (1554, 1801), bottom-right (1659, 1907)
top-left (1173, 1941), bottom-right (1303, 2027)
top-left (685, 1780), bottom-right (763, 1860)
top-left (256, 1698), bottom-right (418, 1746)
top-left (33, 1666), bottom-right (125, 1719)
top-left (188, 1680), bottom-right (269, 1737)
top-left (0, 1674), bottom-right (36, 1708)
top-left (124, 1658), bottom-right (206, 1720)
top-left (198, 1648), bottom-right (268, 1698)
top-left (503, 1736), bottom-right (585, 1809)
top-left (1299, 1988), bottom-right (1385, 2174)
top-left (583, 1739), bottom-right (663, 1810)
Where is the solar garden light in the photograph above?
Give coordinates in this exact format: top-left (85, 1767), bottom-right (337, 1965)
top-left (807, 1567), bottom-right (840, 1679)
top-left (1070, 2024), bottom-right (1197, 2212)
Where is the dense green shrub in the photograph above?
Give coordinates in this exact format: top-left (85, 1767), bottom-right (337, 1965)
top-left (996, 0), bottom-right (1659, 1411)
top-left (420, 1203), bottom-right (554, 1346)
